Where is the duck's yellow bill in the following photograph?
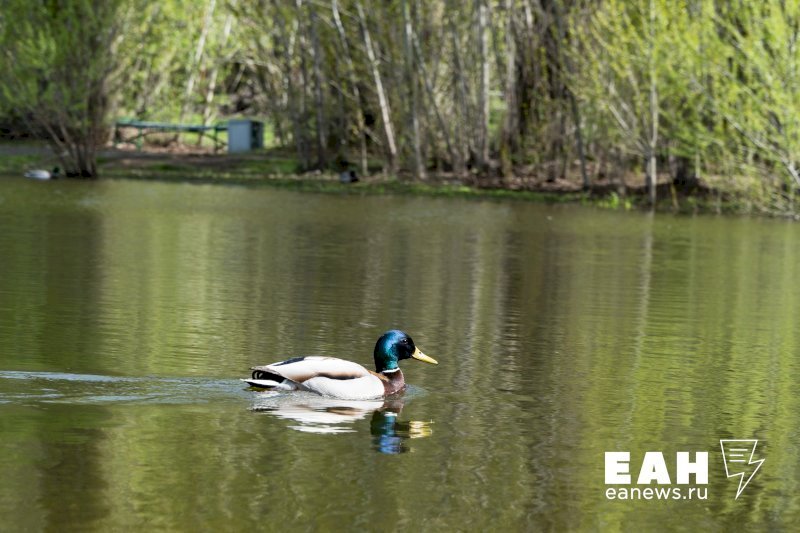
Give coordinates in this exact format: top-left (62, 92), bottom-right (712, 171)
top-left (412, 347), bottom-right (438, 365)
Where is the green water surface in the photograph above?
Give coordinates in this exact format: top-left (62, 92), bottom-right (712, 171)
top-left (0, 178), bottom-right (798, 531)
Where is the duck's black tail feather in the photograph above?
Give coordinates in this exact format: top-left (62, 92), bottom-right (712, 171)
top-left (242, 368), bottom-right (295, 390)
top-left (251, 369), bottom-right (283, 382)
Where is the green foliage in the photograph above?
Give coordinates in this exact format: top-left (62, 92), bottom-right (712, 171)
top-left (570, 0), bottom-right (800, 211)
top-left (0, 0), bottom-right (148, 176)
top-left (2, 0), bottom-right (800, 212)
top-left (116, 0), bottom-right (237, 123)
top-left (712, 2), bottom-right (800, 189)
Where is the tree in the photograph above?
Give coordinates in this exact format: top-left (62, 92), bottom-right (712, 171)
top-left (475, 0), bottom-right (490, 171)
top-left (0, 0), bottom-right (142, 177)
top-left (403, 0), bottom-right (425, 179)
top-left (575, 0), bottom-right (685, 205)
top-left (712, 1), bottom-right (800, 202)
top-left (356, 0), bottom-right (398, 173)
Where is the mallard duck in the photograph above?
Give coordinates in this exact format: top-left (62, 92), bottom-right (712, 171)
top-left (24, 167), bottom-right (60, 180)
top-left (339, 169), bottom-right (359, 183)
top-left (242, 330), bottom-right (437, 400)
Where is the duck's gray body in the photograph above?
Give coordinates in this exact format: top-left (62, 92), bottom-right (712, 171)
top-left (243, 330), bottom-right (437, 400)
top-left (244, 356), bottom-right (392, 400)
top-left (24, 169), bottom-right (53, 180)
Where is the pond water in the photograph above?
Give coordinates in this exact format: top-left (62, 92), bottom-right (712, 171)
top-left (0, 177), bottom-right (798, 530)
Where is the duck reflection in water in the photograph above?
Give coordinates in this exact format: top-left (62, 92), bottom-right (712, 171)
top-left (251, 393), bottom-right (431, 454)
top-left (370, 398), bottom-right (432, 454)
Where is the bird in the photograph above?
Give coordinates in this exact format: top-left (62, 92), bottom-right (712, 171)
top-left (24, 167), bottom-right (60, 180)
top-left (242, 330), bottom-right (437, 400)
top-left (339, 169), bottom-right (359, 183)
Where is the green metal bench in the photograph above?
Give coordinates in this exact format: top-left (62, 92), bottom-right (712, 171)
top-left (114, 119), bottom-right (228, 151)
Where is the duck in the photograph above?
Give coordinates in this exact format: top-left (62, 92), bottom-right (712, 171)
top-left (242, 330), bottom-right (437, 400)
top-left (339, 169), bottom-right (359, 183)
top-left (24, 167), bottom-right (60, 180)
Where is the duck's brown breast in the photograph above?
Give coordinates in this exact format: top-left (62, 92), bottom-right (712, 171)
top-left (381, 369), bottom-right (406, 396)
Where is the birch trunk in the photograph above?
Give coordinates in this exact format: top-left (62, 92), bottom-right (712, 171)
top-left (476, 0), bottom-right (490, 170)
top-left (646, 0), bottom-right (658, 206)
top-left (199, 10), bottom-right (234, 145)
top-left (179, 0), bottom-right (216, 132)
top-left (403, 0), bottom-right (425, 179)
top-left (356, 1), bottom-right (397, 173)
top-left (500, 0), bottom-right (516, 175)
top-left (449, 9), bottom-right (469, 174)
top-left (412, 29), bottom-right (456, 168)
top-left (331, 0), bottom-right (368, 176)
top-left (276, 2), bottom-right (308, 169)
top-left (552, 0), bottom-right (589, 189)
top-left (296, 0), bottom-right (312, 169)
top-left (309, 4), bottom-right (327, 168)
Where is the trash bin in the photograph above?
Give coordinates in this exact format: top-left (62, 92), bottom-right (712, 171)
top-left (228, 119), bottom-right (264, 153)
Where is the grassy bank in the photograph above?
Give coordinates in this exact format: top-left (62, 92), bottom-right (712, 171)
top-left (0, 142), bottom-right (782, 216)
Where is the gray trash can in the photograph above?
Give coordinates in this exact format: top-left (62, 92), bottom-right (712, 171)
top-left (228, 120), bottom-right (264, 153)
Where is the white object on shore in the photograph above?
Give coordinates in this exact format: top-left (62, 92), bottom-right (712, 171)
top-left (24, 167), bottom-right (59, 180)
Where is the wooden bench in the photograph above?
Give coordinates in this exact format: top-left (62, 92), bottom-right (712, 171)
top-left (114, 119), bottom-right (228, 151)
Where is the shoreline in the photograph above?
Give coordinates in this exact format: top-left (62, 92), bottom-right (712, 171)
top-left (0, 142), bottom-right (792, 217)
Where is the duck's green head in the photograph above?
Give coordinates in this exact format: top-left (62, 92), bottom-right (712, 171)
top-left (373, 330), bottom-right (438, 373)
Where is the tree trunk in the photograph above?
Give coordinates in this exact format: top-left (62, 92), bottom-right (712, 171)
top-left (476, 0), bottom-right (490, 170)
top-left (403, 0), bottom-right (425, 179)
top-left (309, 4), bottom-right (327, 169)
top-left (331, 0), bottom-right (368, 176)
top-left (412, 28), bottom-right (456, 170)
top-left (646, 148), bottom-right (657, 207)
top-left (199, 10), bottom-right (234, 145)
top-left (499, 0), bottom-right (516, 176)
top-left (570, 95), bottom-right (589, 189)
top-left (552, 0), bottom-right (589, 189)
top-left (448, 8), bottom-right (469, 174)
top-left (647, 0), bottom-right (658, 206)
top-left (275, 3), bottom-right (308, 169)
top-left (179, 0), bottom-right (216, 133)
top-left (356, 1), bottom-right (397, 173)
top-left (295, 0), bottom-right (312, 170)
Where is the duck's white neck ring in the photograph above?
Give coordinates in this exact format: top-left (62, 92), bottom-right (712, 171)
top-left (382, 368), bottom-right (400, 374)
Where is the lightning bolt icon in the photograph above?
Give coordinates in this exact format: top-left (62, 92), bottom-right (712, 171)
top-left (720, 439), bottom-right (765, 499)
